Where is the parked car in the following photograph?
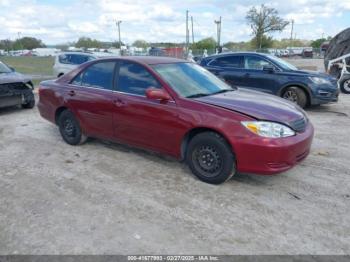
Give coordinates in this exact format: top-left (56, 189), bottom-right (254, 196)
top-left (53, 52), bottom-right (97, 78)
top-left (38, 57), bottom-right (314, 184)
top-left (200, 52), bottom-right (339, 108)
top-left (302, 48), bottom-right (313, 58)
top-left (0, 61), bottom-right (35, 109)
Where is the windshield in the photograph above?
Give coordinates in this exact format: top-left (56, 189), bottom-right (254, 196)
top-left (266, 54), bottom-right (298, 71)
top-left (0, 61), bottom-right (12, 73)
top-left (152, 62), bottom-right (233, 98)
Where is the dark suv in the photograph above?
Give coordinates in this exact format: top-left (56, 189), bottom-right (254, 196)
top-left (200, 52), bottom-right (339, 108)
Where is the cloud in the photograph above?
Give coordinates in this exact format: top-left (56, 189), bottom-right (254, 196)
top-left (0, 0), bottom-right (349, 44)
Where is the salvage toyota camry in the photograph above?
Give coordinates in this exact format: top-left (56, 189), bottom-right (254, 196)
top-left (38, 57), bottom-right (314, 184)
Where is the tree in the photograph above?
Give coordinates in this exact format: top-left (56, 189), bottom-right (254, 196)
top-left (311, 37), bottom-right (331, 49)
top-left (223, 41), bottom-right (252, 51)
top-left (191, 37), bottom-right (216, 50)
top-left (246, 4), bottom-right (289, 49)
top-left (75, 37), bottom-right (102, 49)
top-left (0, 39), bottom-right (13, 51)
top-left (13, 37), bottom-right (45, 50)
top-left (250, 35), bottom-right (274, 49)
top-left (132, 40), bottom-right (148, 49)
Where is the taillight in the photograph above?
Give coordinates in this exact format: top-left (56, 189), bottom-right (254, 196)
top-left (38, 86), bottom-right (43, 96)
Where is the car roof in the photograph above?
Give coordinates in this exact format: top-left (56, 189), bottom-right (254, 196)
top-left (58, 52), bottom-right (96, 56)
top-left (205, 51), bottom-right (270, 60)
top-left (96, 56), bottom-right (187, 65)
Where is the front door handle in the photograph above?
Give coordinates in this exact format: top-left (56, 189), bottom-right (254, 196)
top-left (68, 90), bottom-right (76, 96)
top-left (113, 99), bottom-right (126, 107)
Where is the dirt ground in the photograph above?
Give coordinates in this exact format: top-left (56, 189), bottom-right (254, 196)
top-left (0, 91), bottom-right (349, 255)
top-left (285, 58), bottom-right (325, 72)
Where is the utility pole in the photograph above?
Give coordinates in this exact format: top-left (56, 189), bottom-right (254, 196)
top-left (191, 16), bottom-right (194, 44)
top-left (290, 19), bottom-right (294, 43)
top-left (214, 16), bottom-right (222, 53)
top-left (116, 20), bottom-right (122, 52)
top-left (289, 19), bottom-right (294, 57)
top-left (18, 32), bottom-right (23, 53)
top-left (185, 10), bottom-right (189, 58)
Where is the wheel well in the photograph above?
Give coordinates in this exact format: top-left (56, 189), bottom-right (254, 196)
top-left (180, 127), bottom-right (231, 161)
top-left (55, 107), bottom-right (68, 124)
top-left (280, 85), bottom-right (311, 106)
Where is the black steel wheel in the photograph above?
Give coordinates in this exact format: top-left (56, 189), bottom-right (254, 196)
top-left (58, 110), bottom-right (87, 145)
top-left (186, 131), bottom-right (236, 184)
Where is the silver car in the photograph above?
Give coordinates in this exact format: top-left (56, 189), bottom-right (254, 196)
top-left (53, 52), bottom-right (97, 78)
top-left (0, 61), bottom-right (35, 109)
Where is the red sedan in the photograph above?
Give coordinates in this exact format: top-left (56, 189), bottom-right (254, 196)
top-left (38, 57), bottom-right (314, 184)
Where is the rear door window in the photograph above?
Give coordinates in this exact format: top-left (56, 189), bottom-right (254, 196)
top-left (209, 56), bottom-right (244, 68)
top-left (71, 62), bottom-right (115, 90)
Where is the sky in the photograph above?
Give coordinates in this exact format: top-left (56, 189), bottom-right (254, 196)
top-left (0, 0), bottom-right (349, 45)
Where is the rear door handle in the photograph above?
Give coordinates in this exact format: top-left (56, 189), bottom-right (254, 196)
top-left (68, 90), bottom-right (76, 96)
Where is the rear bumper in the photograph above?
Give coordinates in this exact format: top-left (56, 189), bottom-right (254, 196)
top-left (233, 122), bottom-right (314, 175)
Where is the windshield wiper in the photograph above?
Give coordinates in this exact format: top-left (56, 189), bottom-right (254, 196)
top-left (210, 89), bottom-right (234, 95)
top-left (186, 93), bottom-right (211, 98)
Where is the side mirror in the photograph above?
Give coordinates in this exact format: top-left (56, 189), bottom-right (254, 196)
top-left (10, 67), bottom-right (15, 72)
top-left (146, 87), bottom-right (171, 101)
top-left (263, 65), bottom-right (275, 73)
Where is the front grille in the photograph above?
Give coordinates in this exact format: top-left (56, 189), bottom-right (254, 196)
top-left (0, 82), bottom-right (29, 97)
top-left (0, 82), bottom-right (28, 90)
top-left (289, 117), bottom-right (307, 132)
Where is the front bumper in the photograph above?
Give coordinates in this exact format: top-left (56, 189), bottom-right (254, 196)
top-left (233, 122), bottom-right (314, 175)
top-left (309, 82), bottom-right (339, 105)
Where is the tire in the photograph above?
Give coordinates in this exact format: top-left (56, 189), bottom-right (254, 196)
top-left (22, 93), bottom-right (35, 109)
top-left (340, 77), bottom-right (350, 94)
top-left (186, 131), bottom-right (236, 184)
top-left (58, 110), bottom-right (87, 145)
top-left (282, 86), bottom-right (307, 108)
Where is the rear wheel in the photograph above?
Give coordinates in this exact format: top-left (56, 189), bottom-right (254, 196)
top-left (186, 132), bottom-right (236, 184)
top-left (58, 110), bottom-right (87, 145)
top-left (340, 78), bottom-right (350, 94)
top-left (282, 86), bottom-right (307, 108)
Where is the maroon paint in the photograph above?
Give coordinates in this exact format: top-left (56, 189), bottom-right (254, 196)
top-left (38, 56), bottom-right (314, 175)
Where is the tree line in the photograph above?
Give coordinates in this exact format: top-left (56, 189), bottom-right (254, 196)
top-left (0, 37), bottom-right (45, 51)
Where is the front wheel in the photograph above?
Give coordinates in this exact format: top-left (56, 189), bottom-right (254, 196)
top-left (340, 78), bottom-right (350, 94)
top-left (58, 110), bottom-right (87, 145)
top-left (282, 86), bottom-right (307, 108)
top-left (186, 132), bottom-right (236, 184)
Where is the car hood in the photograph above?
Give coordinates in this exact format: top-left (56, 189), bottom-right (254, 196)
top-left (0, 72), bottom-right (31, 84)
top-left (288, 69), bottom-right (334, 79)
top-left (195, 88), bottom-right (306, 126)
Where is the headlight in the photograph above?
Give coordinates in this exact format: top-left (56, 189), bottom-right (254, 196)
top-left (241, 121), bottom-right (295, 138)
top-left (309, 76), bottom-right (330, 85)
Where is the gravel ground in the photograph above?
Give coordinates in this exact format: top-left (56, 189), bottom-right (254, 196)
top-left (0, 93), bottom-right (349, 255)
